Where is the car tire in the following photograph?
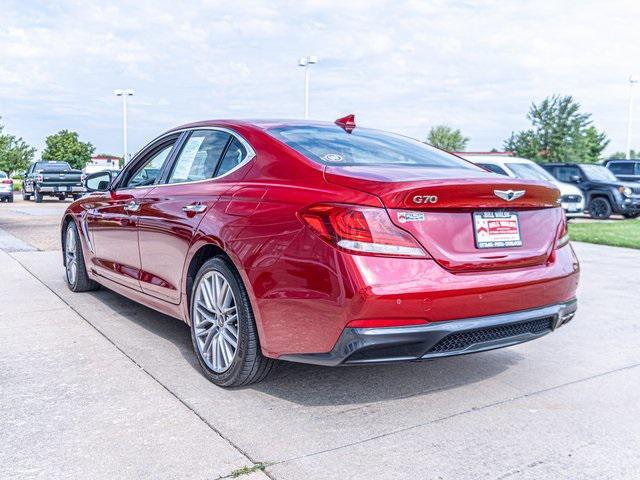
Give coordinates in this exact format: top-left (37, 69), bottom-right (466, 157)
top-left (58, 194), bottom-right (66, 201)
top-left (622, 212), bottom-right (640, 219)
top-left (8, 195), bottom-right (13, 203)
top-left (23, 190), bottom-right (31, 201)
top-left (589, 197), bottom-right (612, 219)
top-left (72, 194), bottom-right (82, 201)
top-left (64, 221), bottom-right (99, 292)
top-left (190, 256), bottom-right (276, 387)
top-left (35, 190), bottom-right (43, 203)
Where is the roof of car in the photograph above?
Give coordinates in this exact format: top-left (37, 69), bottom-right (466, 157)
top-left (604, 159), bottom-right (640, 163)
top-left (169, 119), bottom-right (337, 133)
top-left (460, 155), bottom-right (535, 165)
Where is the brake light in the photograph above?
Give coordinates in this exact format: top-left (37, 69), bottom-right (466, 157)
top-left (1, 179), bottom-right (12, 185)
top-left (300, 204), bottom-right (429, 258)
top-left (36, 174), bottom-right (44, 183)
top-left (555, 211), bottom-right (569, 249)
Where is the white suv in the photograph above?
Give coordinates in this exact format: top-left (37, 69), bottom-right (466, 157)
top-left (459, 154), bottom-right (584, 214)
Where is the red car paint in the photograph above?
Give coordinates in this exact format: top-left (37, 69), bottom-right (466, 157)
top-left (62, 119), bottom-right (579, 360)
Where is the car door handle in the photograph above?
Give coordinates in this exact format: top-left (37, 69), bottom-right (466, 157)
top-left (182, 203), bottom-right (207, 213)
top-left (124, 200), bottom-right (141, 212)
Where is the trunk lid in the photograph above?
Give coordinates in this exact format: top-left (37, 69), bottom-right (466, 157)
top-left (325, 165), bottom-right (562, 272)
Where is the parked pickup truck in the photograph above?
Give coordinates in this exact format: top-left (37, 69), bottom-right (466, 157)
top-left (22, 161), bottom-right (85, 203)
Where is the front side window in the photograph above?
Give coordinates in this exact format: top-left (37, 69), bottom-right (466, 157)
top-left (167, 130), bottom-right (230, 184)
top-left (125, 144), bottom-right (174, 188)
top-left (267, 125), bottom-right (478, 170)
top-left (581, 165), bottom-right (618, 182)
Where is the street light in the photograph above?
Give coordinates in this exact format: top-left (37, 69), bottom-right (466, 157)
top-left (298, 55), bottom-right (318, 119)
top-left (627, 76), bottom-right (638, 160)
top-left (113, 88), bottom-right (135, 163)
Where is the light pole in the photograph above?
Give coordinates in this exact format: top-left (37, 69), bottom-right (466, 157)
top-left (627, 76), bottom-right (638, 159)
top-left (298, 56), bottom-right (318, 119)
top-left (113, 88), bottom-right (135, 163)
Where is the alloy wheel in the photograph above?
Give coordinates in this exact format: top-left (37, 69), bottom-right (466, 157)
top-left (193, 271), bottom-right (239, 373)
top-left (65, 226), bottom-right (77, 285)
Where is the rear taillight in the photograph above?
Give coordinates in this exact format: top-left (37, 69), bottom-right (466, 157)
top-left (1, 179), bottom-right (12, 185)
top-left (555, 211), bottom-right (569, 249)
top-left (36, 174), bottom-right (43, 183)
top-left (300, 204), bottom-right (429, 258)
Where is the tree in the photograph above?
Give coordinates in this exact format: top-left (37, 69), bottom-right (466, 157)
top-left (608, 150), bottom-right (640, 159)
top-left (504, 95), bottom-right (609, 163)
top-left (0, 120), bottom-right (36, 176)
top-left (427, 125), bottom-right (469, 152)
top-left (42, 130), bottom-right (95, 169)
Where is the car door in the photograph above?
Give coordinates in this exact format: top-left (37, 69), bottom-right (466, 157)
top-left (85, 135), bottom-right (180, 291)
top-left (137, 128), bottom-right (254, 303)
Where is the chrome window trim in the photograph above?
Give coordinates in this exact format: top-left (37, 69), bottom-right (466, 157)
top-left (115, 126), bottom-right (256, 190)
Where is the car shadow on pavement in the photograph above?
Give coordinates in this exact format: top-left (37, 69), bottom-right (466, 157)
top-left (85, 287), bottom-right (523, 407)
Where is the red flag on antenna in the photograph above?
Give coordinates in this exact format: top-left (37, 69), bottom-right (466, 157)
top-left (335, 114), bottom-right (356, 133)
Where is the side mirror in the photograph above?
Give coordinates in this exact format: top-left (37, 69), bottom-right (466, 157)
top-left (570, 175), bottom-right (581, 183)
top-left (85, 171), bottom-right (113, 192)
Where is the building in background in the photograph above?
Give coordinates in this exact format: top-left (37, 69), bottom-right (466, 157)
top-left (84, 154), bottom-right (122, 174)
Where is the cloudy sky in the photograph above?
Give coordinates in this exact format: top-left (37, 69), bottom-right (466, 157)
top-left (2, 0), bottom-right (640, 158)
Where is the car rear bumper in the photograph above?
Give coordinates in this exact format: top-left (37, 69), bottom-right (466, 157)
top-left (37, 185), bottom-right (85, 193)
top-left (280, 299), bottom-right (577, 366)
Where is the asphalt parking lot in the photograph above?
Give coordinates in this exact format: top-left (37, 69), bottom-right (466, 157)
top-left (1, 196), bottom-right (639, 479)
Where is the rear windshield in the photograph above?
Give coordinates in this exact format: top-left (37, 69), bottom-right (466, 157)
top-left (36, 162), bottom-right (72, 171)
top-left (267, 125), bottom-right (477, 169)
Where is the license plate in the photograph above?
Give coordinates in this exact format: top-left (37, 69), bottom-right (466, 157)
top-left (473, 211), bottom-right (522, 249)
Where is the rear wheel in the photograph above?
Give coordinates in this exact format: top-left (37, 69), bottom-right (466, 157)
top-left (64, 221), bottom-right (99, 292)
top-left (190, 256), bottom-right (275, 387)
top-left (35, 190), bottom-right (43, 203)
top-left (58, 194), bottom-right (66, 201)
top-left (23, 189), bottom-right (31, 201)
top-left (8, 195), bottom-right (13, 203)
top-left (589, 197), bottom-right (612, 219)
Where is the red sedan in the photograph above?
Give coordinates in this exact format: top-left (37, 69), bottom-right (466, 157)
top-left (62, 116), bottom-right (579, 387)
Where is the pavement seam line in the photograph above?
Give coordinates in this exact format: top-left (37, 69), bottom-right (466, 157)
top-left (270, 361), bottom-right (640, 467)
top-left (9, 253), bottom-right (276, 480)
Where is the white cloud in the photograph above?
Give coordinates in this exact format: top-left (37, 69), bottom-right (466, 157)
top-left (1, 0), bottom-right (640, 157)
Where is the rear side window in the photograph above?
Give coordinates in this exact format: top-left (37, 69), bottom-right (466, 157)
top-left (167, 130), bottom-right (230, 184)
top-left (608, 162), bottom-right (634, 175)
top-left (555, 166), bottom-right (581, 182)
top-left (35, 162), bottom-right (71, 172)
top-left (267, 125), bottom-right (478, 169)
top-left (216, 138), bottom-right (247, 177)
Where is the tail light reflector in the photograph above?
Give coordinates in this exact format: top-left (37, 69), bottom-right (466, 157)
top-left (300, 204), bottom-right (429, 258)
top-left (555, 211), bottom-right (569, 249)
top-left (346, 318), bottom-right (427, 328)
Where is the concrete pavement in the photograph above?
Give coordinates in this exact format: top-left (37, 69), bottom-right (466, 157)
top-left (1, 235), bottom-right (639, 478)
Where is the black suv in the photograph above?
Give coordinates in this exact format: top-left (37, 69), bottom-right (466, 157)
top-left (542, 163), bottom-right (640, 219)
top-left (604, 159), bottom-right (640, 183)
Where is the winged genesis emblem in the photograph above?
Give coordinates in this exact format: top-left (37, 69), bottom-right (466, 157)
top-left (494, 189), bottom-right (525, 201)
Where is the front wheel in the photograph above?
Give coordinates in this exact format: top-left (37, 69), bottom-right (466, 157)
top-left (64, 221), bottom-right (99, 292)
top-left (589, 197), bottom-right (612, 219)
top-left (190, 256), bottom-right (275, 387)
